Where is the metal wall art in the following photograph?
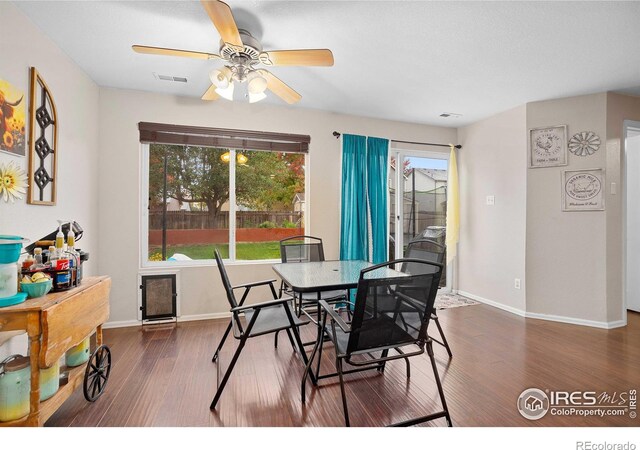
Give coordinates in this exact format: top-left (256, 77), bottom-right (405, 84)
top-left (528, 125), bottom-right (568, 168)
top-left (562, 168), bottom-right (605, 212)
top-left (568, 131), bottom-right (600, 157)
top-left (27, 67), bottom-right (58, 205)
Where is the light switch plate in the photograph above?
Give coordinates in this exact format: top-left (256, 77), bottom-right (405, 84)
top-left (486, 195), bottom-right (495, 206)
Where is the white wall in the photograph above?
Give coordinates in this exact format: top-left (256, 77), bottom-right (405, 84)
top-left (624, 128), bottom-right (640, 312)
top-left (0, 2), bottom-right (99, 357)
top-left (606, 93), bottom-right (640, 322)
top-left (457, 105), bottom-right (527, 312)
top-left (526, 93), bottom-right (608, 324)
top-left (97, 88), bottom-right (457, 324)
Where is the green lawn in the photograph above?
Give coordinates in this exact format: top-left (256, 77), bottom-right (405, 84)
top-left (149, 242), bottom-right (281, 261)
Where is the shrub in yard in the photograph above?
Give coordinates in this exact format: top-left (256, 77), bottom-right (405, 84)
top-left (258, 221), bottom-right (276, 228)
top-left (281, 220), bottom-right (297, 228)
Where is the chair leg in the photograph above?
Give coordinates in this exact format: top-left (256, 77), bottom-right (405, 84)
top-left (336, 357), bottom-right (350, 427)
top-left (432, 311), bottom-right (453, 358)
top-left (395, 347), bottom-right (411, 378)
top-left (301, 331), bottom-right (321, 404)
top-left (378, 349), bottom-right (389, 373)
top-left (210, 334), bottom-right (247, 409)
top-left (314, 330), bottom-right (325, 380)
top-left (212, 321), bottom-right (232, 363)
top-left (427, 340), bottom-right (452, 427)
top-left (274, 330), bottom-right (280, 348)
top-left (285, 328), bottom-right (297, 353)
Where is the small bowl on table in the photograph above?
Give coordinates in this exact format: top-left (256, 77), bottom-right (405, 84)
top-left (21, 279), bottom-right (53, 299)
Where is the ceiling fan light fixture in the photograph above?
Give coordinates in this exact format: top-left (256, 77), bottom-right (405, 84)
top-left (220, 151), bottom-right (231, 163)
top-left (247, 71), bottom-right (268, 94)
top-left (248, 91), bottom-right (267, 103)
top-left (210, 66), bottom-right (232, 89)
top-left (215, 81), bottom-right (234, 101)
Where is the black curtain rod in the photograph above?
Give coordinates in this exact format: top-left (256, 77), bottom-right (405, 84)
top-left (332, 131), bottom-right (462, 149)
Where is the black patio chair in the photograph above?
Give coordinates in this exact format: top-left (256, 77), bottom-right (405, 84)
top-left (279, 235), bottom-right (348, 317)
top-left (210, 249), bottom-right (313, 409)
top-left (301, 259), bottom-right (452, 427)
top-left (403, 239), bottom-right (452, 357)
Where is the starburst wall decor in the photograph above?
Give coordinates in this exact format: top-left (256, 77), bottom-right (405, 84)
top-left (568, 131), bottom-right (601, 157)
top-left (0, 160), bottom-right (28, 203)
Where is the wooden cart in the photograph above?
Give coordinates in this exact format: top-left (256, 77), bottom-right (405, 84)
top-left (0, 276), bottom-right (111, 427)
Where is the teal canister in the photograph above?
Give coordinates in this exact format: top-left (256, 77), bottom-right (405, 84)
top-left (0, 355), bottom-right (30, 422)
top-left (39, 360), bottom-right (60, 402)
top-left (65, 337), bottom-right (90, 367)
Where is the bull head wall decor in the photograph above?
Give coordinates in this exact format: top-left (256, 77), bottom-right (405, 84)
top-left (0, 79), bottom-right (27, 156)
top-left (27, 67), bottom-right (58, 206)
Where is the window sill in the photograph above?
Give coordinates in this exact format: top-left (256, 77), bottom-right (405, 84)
top-left (140, 258), bottom-right (281, 270)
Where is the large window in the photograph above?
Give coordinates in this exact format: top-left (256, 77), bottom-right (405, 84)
top-left (140, 123), bottom-right (308, 265)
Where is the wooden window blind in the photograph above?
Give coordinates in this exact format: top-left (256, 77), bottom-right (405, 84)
top-left (138, 122), bottom-right (309, 153)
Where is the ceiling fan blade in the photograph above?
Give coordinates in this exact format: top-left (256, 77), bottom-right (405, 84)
top-left (259, 70), bottom-right (301, 104)
top-left (259, 49), bottom-right (334, 67)
top-left (201, 84), bottom-right (220, 101)
top-left (200, 0), bottom-right (243, 49)
top-left (132, 45), bottom-right (220, 60)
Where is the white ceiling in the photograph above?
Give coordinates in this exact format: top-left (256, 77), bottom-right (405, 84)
top-left (16, 1), bottom-right (640, 127)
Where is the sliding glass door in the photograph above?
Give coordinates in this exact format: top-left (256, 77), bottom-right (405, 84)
top-left (389, 150), bottom-right (451, 290)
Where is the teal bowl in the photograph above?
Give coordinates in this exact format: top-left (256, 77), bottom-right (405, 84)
top-left (0, 235), bottom-right (26, 264)
top-left (21, 279), bottom-right (53, 298)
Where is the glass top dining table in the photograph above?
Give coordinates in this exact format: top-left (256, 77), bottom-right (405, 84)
top-left (271, 259), bottom-right (406, 294)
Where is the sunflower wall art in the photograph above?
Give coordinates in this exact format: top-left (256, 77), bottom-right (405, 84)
top-left (0, 79), bottom-right (26, 157)
top-left (0, 160), bottom-right (28, 203)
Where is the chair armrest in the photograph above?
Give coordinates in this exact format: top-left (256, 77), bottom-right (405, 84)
top-left (318, 300), bottom-right (351, 333)
top-left (232, 279), bottom-right (277, 290)
top-left (230, 297), bottom-right (291, 313)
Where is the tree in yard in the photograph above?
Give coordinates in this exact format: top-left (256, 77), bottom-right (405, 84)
top-left (149, 144), bottom-right (305, 222)
top-left (149, 144), bottom-right (230, 222)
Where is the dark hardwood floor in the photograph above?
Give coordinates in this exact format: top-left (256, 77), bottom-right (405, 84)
top-left (45, 305), bottom-right (640, 427)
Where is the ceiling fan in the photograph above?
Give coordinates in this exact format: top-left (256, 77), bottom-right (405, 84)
top-left (132, 0), bottom-right (334, 104)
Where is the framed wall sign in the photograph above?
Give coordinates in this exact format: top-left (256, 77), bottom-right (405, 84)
top-left (528, 125), bottom-right (568, 168)
top-left (562, 168), bottom-right (605, 212)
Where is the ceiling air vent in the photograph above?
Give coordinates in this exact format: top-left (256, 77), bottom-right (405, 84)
top-left (153, 73), bottom-right (188, 83)
top-left (440, 112), bottom-right (462, 118)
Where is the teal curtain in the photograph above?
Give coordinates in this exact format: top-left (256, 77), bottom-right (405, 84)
top-left (367, 137), bottom-right (389, 264)
top-left (340, 134), bottom-right (368, 260)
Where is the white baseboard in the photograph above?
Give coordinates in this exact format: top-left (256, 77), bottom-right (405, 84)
top-left (458, 290), bottom-right (526, 317)
top-left (103, 320), bottom-right (141, 329)
top-left (177, 312), bottom-right (231, 322)
top-left (524, 311), bottom-right (626, 330)
top-left (457, 291), bottom-right (626, 329)
top-left (104, 312), bottom-right (231, 329)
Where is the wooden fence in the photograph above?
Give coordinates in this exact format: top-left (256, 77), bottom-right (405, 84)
top-left (149, 210), bottom-right (303, 230)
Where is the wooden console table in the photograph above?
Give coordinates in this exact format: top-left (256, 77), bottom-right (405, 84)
top-left (0, 276), bottom-right (111, 426)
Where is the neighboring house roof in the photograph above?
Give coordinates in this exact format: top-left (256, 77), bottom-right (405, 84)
top-left (416, 169), bottom-right (448, 182)
top-left (293, 192), bottom-right (305, 204)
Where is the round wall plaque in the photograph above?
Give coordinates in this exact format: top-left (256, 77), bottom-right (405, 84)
top-left (568, 131), bottom-right (600, 157)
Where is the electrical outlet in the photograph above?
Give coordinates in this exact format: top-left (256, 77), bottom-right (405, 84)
top-left (486, 195), bottom-right (495, 206)
top-left (514, 278), bottom-right (521, 289)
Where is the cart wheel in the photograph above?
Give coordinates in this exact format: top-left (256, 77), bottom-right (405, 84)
top-left (83, 345), bottom-right (111, 402)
